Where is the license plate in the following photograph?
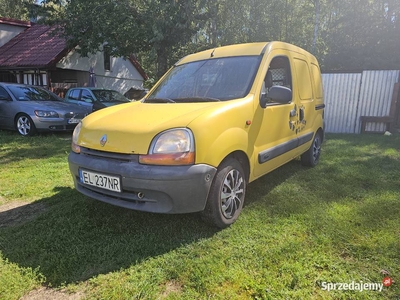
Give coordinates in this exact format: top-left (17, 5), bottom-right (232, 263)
top-left (79, 169), bottom-right (121, 192)
top-left (68, 118), bottom-right (81, 124)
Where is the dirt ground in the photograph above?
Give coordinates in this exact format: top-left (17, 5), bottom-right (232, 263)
top-left (20, 288), bottom-right (84, 300)
top-left (0, 200), bottom-right (47, 227)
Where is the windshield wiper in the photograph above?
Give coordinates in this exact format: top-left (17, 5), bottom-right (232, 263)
top-left (145, 98), bottom-right (176, 103)
top-left (175, 97), bottom-right (221, 102)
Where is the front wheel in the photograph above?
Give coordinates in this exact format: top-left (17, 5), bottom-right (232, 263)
top-left (301, 132), bottom-right (322, 167)
top-left (201, 158), bottom-right (246, 229)
top-left (15, 114), bottom-right (36, 136)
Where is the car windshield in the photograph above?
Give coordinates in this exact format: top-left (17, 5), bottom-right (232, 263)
top-left (146, 56), bottom-right (261, 102)
top-left (8, 85), bottom-right (61, 101)
top-left (92, 90), bottom-right (130, 103)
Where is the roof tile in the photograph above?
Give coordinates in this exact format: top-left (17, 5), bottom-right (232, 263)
top-left (0, 21), bottom-right (147, 80)
top-left (0, 24), bottom-right (67, 68)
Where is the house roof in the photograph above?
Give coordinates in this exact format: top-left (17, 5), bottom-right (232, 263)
top-left (0, 20), bottom-right (148, 80)
top-left (0, 17), bottom-right (32, 28)
top-left (129, 55), bottom-right (148, 80)
top-left (0, 23), bottom-right (68, 69)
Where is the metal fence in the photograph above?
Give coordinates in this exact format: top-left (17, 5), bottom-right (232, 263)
top-left (322, 70), bottom-right (400, 133)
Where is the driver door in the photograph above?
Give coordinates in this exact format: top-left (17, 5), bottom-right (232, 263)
top-left (252, 53), bottom-right (300, 178)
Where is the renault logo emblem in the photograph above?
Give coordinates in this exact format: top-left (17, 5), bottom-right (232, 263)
top-left (100, 134), bottom-right (107, 147)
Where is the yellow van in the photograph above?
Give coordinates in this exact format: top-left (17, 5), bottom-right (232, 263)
top-left (68, 42), bottom-right (325, 228)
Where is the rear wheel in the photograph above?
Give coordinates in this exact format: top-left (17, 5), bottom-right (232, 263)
top-left (15, 114), bottom-right (36, 136)
top-left (202, 158), bottom-right (246, 229)
top-left (301, 132), bottom-right (322, 167)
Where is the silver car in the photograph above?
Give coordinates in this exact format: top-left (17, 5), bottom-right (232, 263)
top-left (0, 82), bottom-right (89, 136)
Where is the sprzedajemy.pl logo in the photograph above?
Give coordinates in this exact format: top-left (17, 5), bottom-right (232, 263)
top-left (321, 277), bottom-right (393, 292)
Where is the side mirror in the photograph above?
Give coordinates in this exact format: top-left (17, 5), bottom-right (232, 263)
top-left (0, 95), bottom-right (11, 101)
top-left (260, 86), bottom-right (292, 108)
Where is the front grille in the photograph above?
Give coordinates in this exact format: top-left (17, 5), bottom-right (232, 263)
top-left (80, 147), bottom-right (139, 163)
top-left (64, 112), bottom-right (87, 119)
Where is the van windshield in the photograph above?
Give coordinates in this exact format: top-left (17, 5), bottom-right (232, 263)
top-left (146, 56), bottom-right (261, 102)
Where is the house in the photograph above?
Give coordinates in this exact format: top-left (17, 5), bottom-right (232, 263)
top-left (0, 17), bottom-right (147, 98)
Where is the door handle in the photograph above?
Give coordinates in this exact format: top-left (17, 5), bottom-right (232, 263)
top-left (289, 105), bottom-right (297, 118)
top-left (299, 107), bottom-right (305, 121)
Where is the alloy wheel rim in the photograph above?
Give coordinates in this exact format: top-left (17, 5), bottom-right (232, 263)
top-left (220, 169), bottom-right (244, 219)
top-left (17, 116), bottom-right (31, 135)
top-left (313, 136), bottom-right (321, 162)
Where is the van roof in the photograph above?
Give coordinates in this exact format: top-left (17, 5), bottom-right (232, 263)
top-left (175, 42), bottom-right (317, 66)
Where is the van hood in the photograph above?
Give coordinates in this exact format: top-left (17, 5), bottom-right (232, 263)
top-left (78, 101), bottom-right (218, 154)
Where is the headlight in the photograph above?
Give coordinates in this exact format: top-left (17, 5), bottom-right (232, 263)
top-left (71, 122), bottom-right (82, 154)
top-left (34, 110), bottom-right (59, 117)
top-left (139, 128), bottom-right (195, 165)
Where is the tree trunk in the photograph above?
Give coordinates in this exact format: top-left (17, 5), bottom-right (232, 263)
top-left (312, 0), bottom-right (320, 54)
top-left (156, 46), bottom-right (169, 79)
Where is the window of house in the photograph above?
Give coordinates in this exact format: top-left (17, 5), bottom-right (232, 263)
top-left (0, 71), bottom-right (17, 83)
top-left (104, 45), bottom-right (111, 71)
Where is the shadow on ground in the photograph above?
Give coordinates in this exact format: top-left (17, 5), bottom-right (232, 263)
top-left (0, 187), bottom-right (219, 286)
top-left (0, 130), bottom-right (72, 164)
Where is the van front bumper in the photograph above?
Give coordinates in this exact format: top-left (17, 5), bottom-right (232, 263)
top-left (68, 149), bottom-right (217, 213)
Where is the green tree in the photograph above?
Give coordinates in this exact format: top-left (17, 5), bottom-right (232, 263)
top-left (43, 0), bottom-right (204, 79)
top-left (0, 0), bottom-right (36, 20)
top-left (40, 0), bottom-right (400, 80)
top-left (322, 0), bottom-right (400, 70)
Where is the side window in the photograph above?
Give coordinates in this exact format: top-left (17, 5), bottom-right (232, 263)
top-left (81, 90), bottom-right (94, 102)
top-left (68, 89), bottom-right (81, 101)
top-left (263, 56), bottom-right (292, 103)
top-left (294, 58), bottom-right (312, 101)
top-left (0, 86), bottom-right (10, 100)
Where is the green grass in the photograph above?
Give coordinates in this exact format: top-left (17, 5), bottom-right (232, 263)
top-left (0, 130), bottom-right (399, 299)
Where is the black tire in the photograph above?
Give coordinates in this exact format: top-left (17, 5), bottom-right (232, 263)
top-left (201, 158), bottom-right (246, 229)
top-left (301, 131), bottom-right (322, 167)
top-left (15, 114), bottom-right (36, 136)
